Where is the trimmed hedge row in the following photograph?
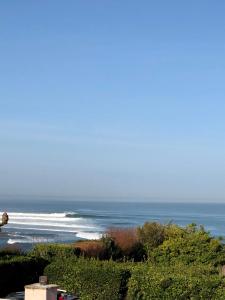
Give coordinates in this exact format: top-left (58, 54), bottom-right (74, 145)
top-left (0, 256), bottom-right (48, 297)
top-left (44, 257), bottom-right (225, 300)
top-left (127, 263), bottom-right (225, 300)
top-left (44, 257), bottom-right (131, 300)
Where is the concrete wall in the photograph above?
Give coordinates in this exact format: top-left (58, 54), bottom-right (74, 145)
top-left (25, 283), bottom-right (58, 300)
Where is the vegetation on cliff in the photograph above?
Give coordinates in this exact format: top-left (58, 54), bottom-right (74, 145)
top-left (1, 222), bottom-right (225, 299)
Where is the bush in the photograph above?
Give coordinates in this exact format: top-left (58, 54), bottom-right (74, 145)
top-left (105, 228), bottom-right (145, 261)
top-left (0, 245), bottom-right (24, 259)
top-left (127, 263), bottom-right (225, 300)
top-left (137, 222), bottom-right (165, 252)
top-left (44, 257), bottom-right (131, 300)
top-left (101, 236), bottom-right (122, 260)
top-left (0, 256), bottom-right (47, 297)
top-left (29, 243), bottom-right (80, 262)
top-left (106, 228), bottom-right (138, 253)
top-left (73, 240), bottom-right (106, 259)
top-left (151, 224), bottom-right (225, 266)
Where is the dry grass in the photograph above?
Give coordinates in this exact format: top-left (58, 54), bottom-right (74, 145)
top-left (0, 244), bottom-right (23, 256)
top-left (73, 240), bottom-right (106, 258)
top-left (106, 227), bottom-right (139, 254)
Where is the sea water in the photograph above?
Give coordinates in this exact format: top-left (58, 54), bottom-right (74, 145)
top-left (0, 200), bottom-right (225, 248)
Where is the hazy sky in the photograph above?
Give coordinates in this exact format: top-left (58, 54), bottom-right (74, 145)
top-left (0, 1), bottom-right (225, 201)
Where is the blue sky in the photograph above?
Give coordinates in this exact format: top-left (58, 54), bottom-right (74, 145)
top-left (0, 1), bottom-right (225, 201)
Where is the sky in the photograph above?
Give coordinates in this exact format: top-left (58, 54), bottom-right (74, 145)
top-left (0, 1), bottom-right (225, 201)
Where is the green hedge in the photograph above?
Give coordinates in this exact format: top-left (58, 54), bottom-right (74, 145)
top-left (44, 257), bottom-right (131, 300)
top-left (150, 228), bottom-right (225, 266)
top-left (127, 263), bottom-right (225, 300)
top-left (29, 243), bottom-right (80, 262)
top-left (0, 256), bottom-right (48, 297)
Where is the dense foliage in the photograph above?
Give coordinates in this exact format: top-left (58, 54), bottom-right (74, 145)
top-left (137, 221), bottom-right (165, 251)
top-left (30, 243), bottom-right (80, 262)
top-left (0, 245), bottom-right (23, 259)
top-left (44, 257), bottom-right (131, 300)
top-left (44, 257), bottom-right (225, 300)
top-left (0, 255), bottom-right (47, 297)
top-left (42, 223), bottom-right (225, 299)
top-left (150, 224), bottom-right (225, 266)
top-left (72, 240), bottom-right (106, 259)
top-left (127, 263), bottom-right (225, 300)
top-left (2, 222), bottom-right (225, 299)
top-left (102, 228), bottom-right (145, 261)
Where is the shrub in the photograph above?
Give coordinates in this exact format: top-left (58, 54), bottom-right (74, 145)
top-left (106, 228), bottom-right (138, 253)
top-left (0, 244), bottom-right (23, 259)
top-left (29, 243), bottom-right (80, 262)
top-left (151, 224), bottom-right (225, 266)
top-left (104, 228), bottom-right (145, 261)
top-left (0, 256), bottom-right (47, 297)
top-left (127, 263), bottom-right (225, 300)
top-left (73, 240), bottom-right (106, 259)
top-left (164, 223), bottom-right (186, 239)
top-left (137, 222), bottom-right (165, 251)
top-left (101, 236), bottom-right (122, 260)
top-left (44, 257), bottom-right (131, 300)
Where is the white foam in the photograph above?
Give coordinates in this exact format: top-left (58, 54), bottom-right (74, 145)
top-left (2, 211), bottom-right (102, 242)
top-left (8, 221), bottom-right (96, 229)
top-left (3, 211), bottom-right (97, 231)
top-left (76, 231), bottom-right (102, 240)
top-left (7, 237), bottom-right (53, 244)
top-left (7, 239), bottom-right (26, 244)
top-left (6, 225), bottom-right (102, 234)
top-left (1, 212), bottom-right (68, 218)
top-left (9, 216), bottom-right (82, 222)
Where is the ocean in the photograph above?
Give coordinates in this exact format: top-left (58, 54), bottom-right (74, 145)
top-left (0, 200), bottom-right (225, 249)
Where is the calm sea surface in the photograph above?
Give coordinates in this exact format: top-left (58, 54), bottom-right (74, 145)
top-left (0, 200), bottom-right (225, 248)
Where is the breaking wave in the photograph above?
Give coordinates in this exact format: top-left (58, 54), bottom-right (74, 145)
top-left (76, 231), bottom-right (102, 240)
top-left (8, 236), bottom-right (54, 244)
top-left (0, 211), bottom-right (103, 245)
